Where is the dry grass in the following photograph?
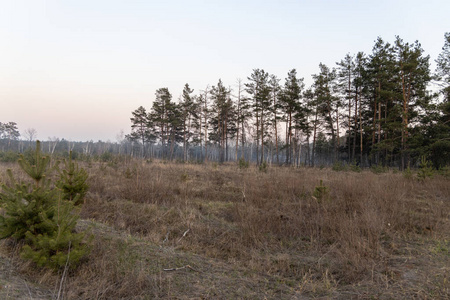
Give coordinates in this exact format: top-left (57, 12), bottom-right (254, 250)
top-left (0, 159), bottom-right (449, 299)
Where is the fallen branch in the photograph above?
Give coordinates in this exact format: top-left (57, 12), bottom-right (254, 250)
top-left (177, 228), bottom-right (190, 243)
top-left (163, 265), bottom-right (199, 272)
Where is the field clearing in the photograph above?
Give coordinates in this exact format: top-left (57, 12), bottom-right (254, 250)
top-left (0, 159), bottom-right (449, 299)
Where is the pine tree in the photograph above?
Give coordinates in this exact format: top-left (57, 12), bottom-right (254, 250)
top-left (312, 63), bottom-right (338, 163)
top-left (1, 122), bottom-right (20, 150)
top-left (365, 37), bottom-right (398, 166)
top-left (353, 52), bottom-right (367, 164)
top-left (128, 106), bottom-right (154, 157)
top-left (303, 88), bottom-right (315, 166)
top-left (0, 141), bottom-right (89, 269)
top-left (210, 79), bottom-right (235, 163)
top-left (20, 197), bottom-right (89, 269)
top-left (246, 69), bottom-right (272, 165)
top-left (180, 83), bottom-right (196, 161)
top-left (166, 102), bottom-right (184, 160)
top-left (430, 33), bottom-right (450, 168)
top-left (56, 152), bottom-right (89, 206)
top-left (269, 75), bottom-right (282, 165)
top-left (436, 32), bottom-right (450, 102)
top-left (235, 79), bottom-right (252, 161)
top-left (150, 88), bottom-right (174, 159)
top-left (336, 53), bottom-right (355, 161)
top-left (280, 69), bottom-right (303, 165)
top-left (394, 36), bottom-right (431, 169)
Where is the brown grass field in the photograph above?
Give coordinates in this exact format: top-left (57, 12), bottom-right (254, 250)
top-left (0, 159), bottom-right (449, 299)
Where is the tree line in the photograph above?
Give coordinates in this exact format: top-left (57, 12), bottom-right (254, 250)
top-left (127, 34), bottom-right (450, 169)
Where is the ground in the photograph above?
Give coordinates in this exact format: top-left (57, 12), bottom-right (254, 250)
top-left (0, 160), bottom-right (448, 299)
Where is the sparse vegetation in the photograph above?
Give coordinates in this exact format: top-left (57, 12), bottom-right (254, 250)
top-left (0, 159), bottom-right (449, 299)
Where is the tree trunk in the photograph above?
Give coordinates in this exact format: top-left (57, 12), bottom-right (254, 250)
top-left (352, 90), bottom-right (358, 161)
top-left (261, 112), bottom-right (264, 164)
top-left (359, 90), bottom-right (363, 165)
top-left (401, 68), bottom-right (411, 170)
top-left (288, 112), bottom-right (292, 165)
top-left (204, 90), bottom-right (208, 163)
top-left (256, 111), bottom-right (260, 165)
top-left (312, 108), bottom-right (318, 167)
top-left (348, 72), bottom-right (352, 161)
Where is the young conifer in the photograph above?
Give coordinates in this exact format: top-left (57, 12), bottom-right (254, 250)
top-left (0, 141), bottom-right (90, 269)
top-left (57, 151), bottom-right (89, 206)
top-left (0, 141), bottom-right (56, 239)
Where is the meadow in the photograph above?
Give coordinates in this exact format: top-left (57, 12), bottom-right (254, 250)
top-left (0, 159), bottom-right (449, 299)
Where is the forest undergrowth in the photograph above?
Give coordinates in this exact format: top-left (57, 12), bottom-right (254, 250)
top-left (0, 159), bottom-right (449, 299)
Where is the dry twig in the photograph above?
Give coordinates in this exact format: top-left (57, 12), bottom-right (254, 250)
top-left (177, 228), bottom-right (190, 243)
top-left (163, 265), bottom-right (199, 272)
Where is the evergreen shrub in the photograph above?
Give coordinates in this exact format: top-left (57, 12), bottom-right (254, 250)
top-left (56, 151), bottom-right (89, 206)
top-left (238, 157), bottom-right (249, 169)
top-left (313, 180), bottom-right (330, 203)
top-left (417, 156), bottom-right (434, 180)
top-left (0, 141), bottom-right (90, 269)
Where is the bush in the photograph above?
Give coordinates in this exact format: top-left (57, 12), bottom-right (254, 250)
top-left (403, 166), bottom-right (414, 179)
top-left (417, 156), bottom-right (434, 180)
top-left (371, 164), bottom-right (388, 174)
top-left (0, 141), bottom-right (90, 270)
top-left (0, 151), bottom-right (19, 162)
top-left (437, 166), bottom-right (450, 178)
top-left (238, 157), bottom-right (249, 169)
top-left (99, 151), bottom-right (114, 162)
top-left (20, 198), bottom-right (89, 269)
top-left (259, 161), bottom-right (268, 173)
top-left (313, 179), bottom-right (330, 203)
top-left (56, 151), bottom-right (89, 206)
top-left (332, 161), bottom-right (348, 172)
top-left (349, 161), bottom-right (361, 173)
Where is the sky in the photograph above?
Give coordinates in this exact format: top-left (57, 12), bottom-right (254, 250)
top-left (1, 0), bottom-right (449, 142)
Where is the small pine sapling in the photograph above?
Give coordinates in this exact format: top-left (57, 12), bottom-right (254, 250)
top-left (417, 155), bottom-right (434, 180)
top-left (313, 180), bottom-right (330, 203)
top-left (0, 141), bottom-right (56, 240)
top-left (403, 165), bottom-right (413, 179)
top-left (0, 141), bottom-right (90, 270)
top-left (238, 157), bottom-right (249, 169)
top-left (259, 161), bottom-right (268, 173)
top-left (56, 151), bottom-right (89, 206)
top-left (20, 196), bottom-right (90, 269)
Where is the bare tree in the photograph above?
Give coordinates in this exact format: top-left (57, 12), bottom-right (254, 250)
top-left (48, 137), bottom-right (60, 155)
top-left (24, 128), bottom-right (38, 146)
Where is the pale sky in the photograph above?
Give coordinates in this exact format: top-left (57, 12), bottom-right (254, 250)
top-left (1, 0), bottom-right (449, 142)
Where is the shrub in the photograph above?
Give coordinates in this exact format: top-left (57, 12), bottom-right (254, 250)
top-left (0, 141), bottom-right (90, 270)
top-left (437, 166), bottom-right (450, 178)
top-left (349, 161), bottom-right (361, 173)
top-left (0, 151), bottom-right (19, 163)
top-left (403, 166), bottom-right (413, 179)
top-left (371, 164), bottom-right (388, 174)
top-left (417, 156), bottom-right (434, 180)
top-left (332, 161), bottom-right (347, 172)
top-left (313, 179), bottom-right (330, 203)
top-left (99, 151), bottom-right (114, 162)
top-left (259, 161), bottom-right (268, 173)
top-left (20, 198), bottom-right (90, 269)
top-left (238, 157), bottom-right (249, 169)
top-left (56, 151), bottom-right (89, 206)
